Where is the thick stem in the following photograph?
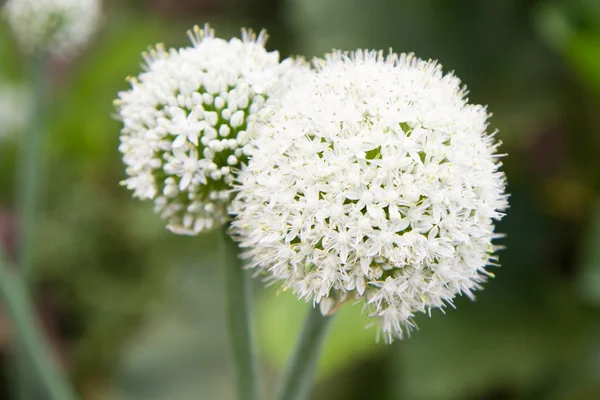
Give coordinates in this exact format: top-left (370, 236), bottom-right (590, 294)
top-left (222, 230), bottom-right (260, 400)
top-left (0, 252), bottom-right (80, 400)
top-left (276, 305), bottom-right (333, 400)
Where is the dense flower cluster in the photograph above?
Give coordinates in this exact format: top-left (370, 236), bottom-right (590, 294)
top-left (116, 25), bottom-right (307, 235)
top-left (231, 50), bottom-right (508, 341)
top-left (3, 0), bottom-right (102, 57)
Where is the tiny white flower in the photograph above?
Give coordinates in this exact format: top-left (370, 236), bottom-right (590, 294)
top-left (116, 24), bottom-right (307, 235)
top-left (231, 50), bottom-right (508, 342)
top-left (3, 0), bottom-right (102, 58)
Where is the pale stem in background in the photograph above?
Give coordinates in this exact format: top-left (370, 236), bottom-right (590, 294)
top-left (14, 50), bottom-right (49, 400)
top-left (18, 50), bottom-right (47, 284)
top-left (222, 229), bottom-right (261, 400)
top-left (0, 247), bottom-right (81, 400)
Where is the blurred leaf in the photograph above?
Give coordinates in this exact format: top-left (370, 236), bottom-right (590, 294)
top-left (0, 23), bottom-right (25, 79)
top-left (568, 33), bottom-right (600, 96)
top-left (535, 2), bottom-right (575, 51)
top-left (536, 0), bottom-right (600, 97)
top-left (257, 289), bottom-right (380, 380)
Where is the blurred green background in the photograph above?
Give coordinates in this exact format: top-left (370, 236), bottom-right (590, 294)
top-left (1, 0), bottom-right (600, 399)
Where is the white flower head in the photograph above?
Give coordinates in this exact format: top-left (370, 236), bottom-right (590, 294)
top-left (116, 24), bottom-right (308, 235)
top-left (3, 0), bottom-right (102, 58)
top-left (231, 50), bottom-right (508, 342)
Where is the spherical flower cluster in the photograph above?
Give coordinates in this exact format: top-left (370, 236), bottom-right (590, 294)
top-left (116, 25), bottom-right (307, 235)
top-left (3, 0), bottom-right (102, 58)
top-left (231, 50), bottom-right (508, 342)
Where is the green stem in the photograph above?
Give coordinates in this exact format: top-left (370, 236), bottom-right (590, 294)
top-left (0, 251), bottom-right (80, 400)
top-left (277, 305), bottom-right (333, 400)
top-left (221, 230), bottom-right (260, 400)
top-left (18, 50), bottom-right (47, 285)
top-left (13, 50), bottom-right (49, 400)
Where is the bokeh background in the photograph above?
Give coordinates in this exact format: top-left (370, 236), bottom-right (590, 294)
top-left (1, 0), bottom-right (600, 399)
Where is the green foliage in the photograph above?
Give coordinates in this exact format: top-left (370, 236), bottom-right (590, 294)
top-left (1, 0), bottom-right (600, 399)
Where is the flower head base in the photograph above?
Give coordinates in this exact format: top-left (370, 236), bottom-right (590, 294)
top-left (3, 0), bottom-right (102, 58)
top-left (116, 25), bottom-right (307, 235)
top-left (231, 50), bottom-right (508, 342)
